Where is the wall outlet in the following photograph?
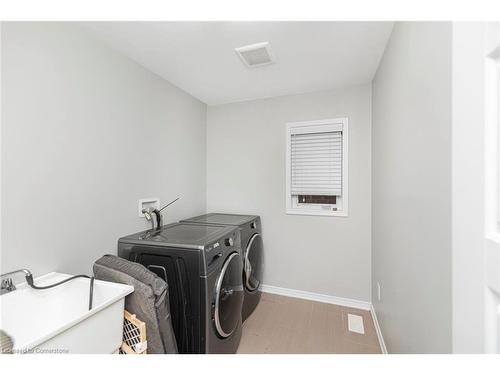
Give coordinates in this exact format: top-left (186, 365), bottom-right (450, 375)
top-left (377, 282), bottom-right (381, 302)
top-left (138, 198), bottom-right (160, 217)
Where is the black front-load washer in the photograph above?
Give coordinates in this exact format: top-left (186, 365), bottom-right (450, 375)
top-left (181, 213), bottom-right (263, 321)
top-left (117, 222), bottom-right (243, 354)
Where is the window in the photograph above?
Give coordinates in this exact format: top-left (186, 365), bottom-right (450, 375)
top-left (285, 118), bottom-right (348, 216)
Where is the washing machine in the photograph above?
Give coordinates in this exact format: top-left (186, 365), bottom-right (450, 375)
top-left (181, 213), bottom-right (263, 321)
top-left (117, 222), bottom-right (244, 354)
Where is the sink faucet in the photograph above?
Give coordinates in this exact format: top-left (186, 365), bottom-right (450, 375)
top-left (0, 269), bottom-right (33, 295)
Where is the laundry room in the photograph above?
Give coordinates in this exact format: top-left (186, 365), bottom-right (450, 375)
top-left (1, 2), bottom-right (499, 373)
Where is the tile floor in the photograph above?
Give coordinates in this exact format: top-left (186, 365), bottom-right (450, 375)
top-left (237, 292), bottom-right (382, 354)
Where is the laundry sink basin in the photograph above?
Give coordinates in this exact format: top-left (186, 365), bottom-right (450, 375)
top-left (0, 272), bottom-right (133, 354)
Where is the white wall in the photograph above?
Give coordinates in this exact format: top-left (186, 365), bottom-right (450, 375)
top-left (0, 23), bottom-right (3, 275)
top-left (207, 85), bottom-right (372, 302)
top-left (372, 22), bottom-right (452, 353)
top-left (1, 23), bottom-right (207, 277)
top-left (451, 22), bottom-right (486, 353)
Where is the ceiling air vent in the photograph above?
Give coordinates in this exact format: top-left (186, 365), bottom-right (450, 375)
top-left (235, 42), bottom-right (275, 68)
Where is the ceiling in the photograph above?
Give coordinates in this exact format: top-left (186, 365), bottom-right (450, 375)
top-left (83, 22), bottom-right (393, 105)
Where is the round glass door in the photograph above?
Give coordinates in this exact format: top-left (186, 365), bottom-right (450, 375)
top-left (214, 252), bottom-right (244, 338)
top-left (244, 233), bottom-right (263, 292)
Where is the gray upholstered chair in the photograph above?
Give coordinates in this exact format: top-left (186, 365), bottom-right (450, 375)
top-left (93, 254), bottom-right (178, 354)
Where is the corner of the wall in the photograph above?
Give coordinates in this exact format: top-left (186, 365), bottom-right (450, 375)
top-left (372, 22), bottom-right (396, 85)
top-left (370, 303), bottom-right (388, 354)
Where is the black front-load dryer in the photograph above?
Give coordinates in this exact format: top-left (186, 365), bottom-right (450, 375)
top-left (181, 213), bottom-right (264, 321)
top-left (117, 222), bottom-right (243, 354)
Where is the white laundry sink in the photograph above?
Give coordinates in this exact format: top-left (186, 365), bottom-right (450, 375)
top-left (0, 272), bottom-right (133, 354)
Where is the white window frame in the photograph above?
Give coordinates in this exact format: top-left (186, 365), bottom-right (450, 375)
top-left (285, 117), bottom-right (348, 217)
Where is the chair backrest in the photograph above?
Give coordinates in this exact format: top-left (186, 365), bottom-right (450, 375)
top-left (93, 254), bottom-right (178, 354)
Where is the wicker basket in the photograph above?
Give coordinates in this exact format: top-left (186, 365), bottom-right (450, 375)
top-left (119, 310), bottom-right (147, 354)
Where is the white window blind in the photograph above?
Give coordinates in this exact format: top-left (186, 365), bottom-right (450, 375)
top-left (290, 130), bottom-right (343, 196)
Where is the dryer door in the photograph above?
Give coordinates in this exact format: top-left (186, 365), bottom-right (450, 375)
top-left (244, 233), bottom-right (264, 292)
top-left (214, 252), bottom-right (244, 338)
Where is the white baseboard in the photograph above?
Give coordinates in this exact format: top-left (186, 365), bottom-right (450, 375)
top-left (370, 305), bottom-right (388, 354)
top-left (259, 284), bottom-right (372, 311)
top-left (259, 284), bottom-right (388, 354)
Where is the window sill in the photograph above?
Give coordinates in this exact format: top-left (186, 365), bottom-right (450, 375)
top-left (286, 209), bottom-right (348, 217)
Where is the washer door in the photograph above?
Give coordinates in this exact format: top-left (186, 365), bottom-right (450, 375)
top-left (214, 252), bottom-right (244, 338)
top-left (244, 233), bottom-right (264, 292)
